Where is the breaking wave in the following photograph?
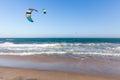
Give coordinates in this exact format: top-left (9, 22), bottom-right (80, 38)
top-left (0, 42), bottom-right (119, 58)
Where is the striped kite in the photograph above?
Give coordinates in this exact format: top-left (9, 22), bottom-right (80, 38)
top-left (26, 8), bottom-right (38, 22)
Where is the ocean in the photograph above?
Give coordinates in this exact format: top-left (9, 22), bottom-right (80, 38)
top-left (0, 38), bottom-right (120, 59)
top-left (0, 38), bottom-right (120, 76)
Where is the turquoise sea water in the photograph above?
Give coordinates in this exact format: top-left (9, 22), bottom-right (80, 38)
top-left (0, 38), bottom-right (120, 58)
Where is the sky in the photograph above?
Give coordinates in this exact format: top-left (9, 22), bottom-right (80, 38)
top-left (0, 0), bottom-right (120, 38)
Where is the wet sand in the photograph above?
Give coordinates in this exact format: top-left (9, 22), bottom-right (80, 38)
top-left (0, 55), bottom-right (120, 80)
top-left (0, 67), bottom-right (120, 80)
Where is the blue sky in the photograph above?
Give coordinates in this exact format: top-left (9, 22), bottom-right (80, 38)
top-left (0, 0), bottom-right (120, 38)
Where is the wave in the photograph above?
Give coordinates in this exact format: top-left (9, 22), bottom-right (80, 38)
top-left (0, 42), bottom-right (60, 47)
top-left (0, 42), bottom-right (113, 51)
top-left (0, 42), bottom-right (115, 47)
top-left (107, 47), bottom-right (120, 50)
top-left (0, 52), bottom-right (120, 57)
top-left (0, 42), bottom-right (120, 57)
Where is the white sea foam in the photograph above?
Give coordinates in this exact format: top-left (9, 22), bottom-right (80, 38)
top-left (0, 42), bottom-right (113, 47)
top-left (0, 52), bottom-right (120, 57)
top-left (111, 47), bottom-right (120, 50)
top-left (0, 51), bottom-right (67, 56)
top-left (73, 52), bottom-right (120, 56)
top-left (0, 42), bottom-right (60, 47)
top-left (0, 42), bottom-right (120, 57)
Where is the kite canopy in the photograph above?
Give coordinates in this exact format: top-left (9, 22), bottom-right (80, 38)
top-left (26, 8), bottom-right (38, 22)
top-left (43, 8), bottom-right (46, 14)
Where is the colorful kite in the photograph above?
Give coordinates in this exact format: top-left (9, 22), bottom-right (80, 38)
top-left (26, 8), bottom-right (38, 22)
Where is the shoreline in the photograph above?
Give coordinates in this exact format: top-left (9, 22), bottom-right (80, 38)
top-left (0, 55), bottom-right (120, 80)
top-left (0, 66), bottom-right (120, 80)
top-left (0, 55), bottom-right (82, 62)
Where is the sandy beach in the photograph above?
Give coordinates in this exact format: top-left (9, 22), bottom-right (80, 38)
top-left (0, 66), bottom-right (119, 80)
top-left (0, 55), bottom-right (119, 80)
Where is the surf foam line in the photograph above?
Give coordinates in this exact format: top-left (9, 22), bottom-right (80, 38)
top-left (0, 42), bottom-right (116, 47)
top-left (0, 52), bottom-right (120, 57)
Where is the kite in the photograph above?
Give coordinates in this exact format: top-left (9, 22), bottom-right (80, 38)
top-left (43, 8), bottom-right (46, 14)
top-left (26, 8), bottom-right (38, 22)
